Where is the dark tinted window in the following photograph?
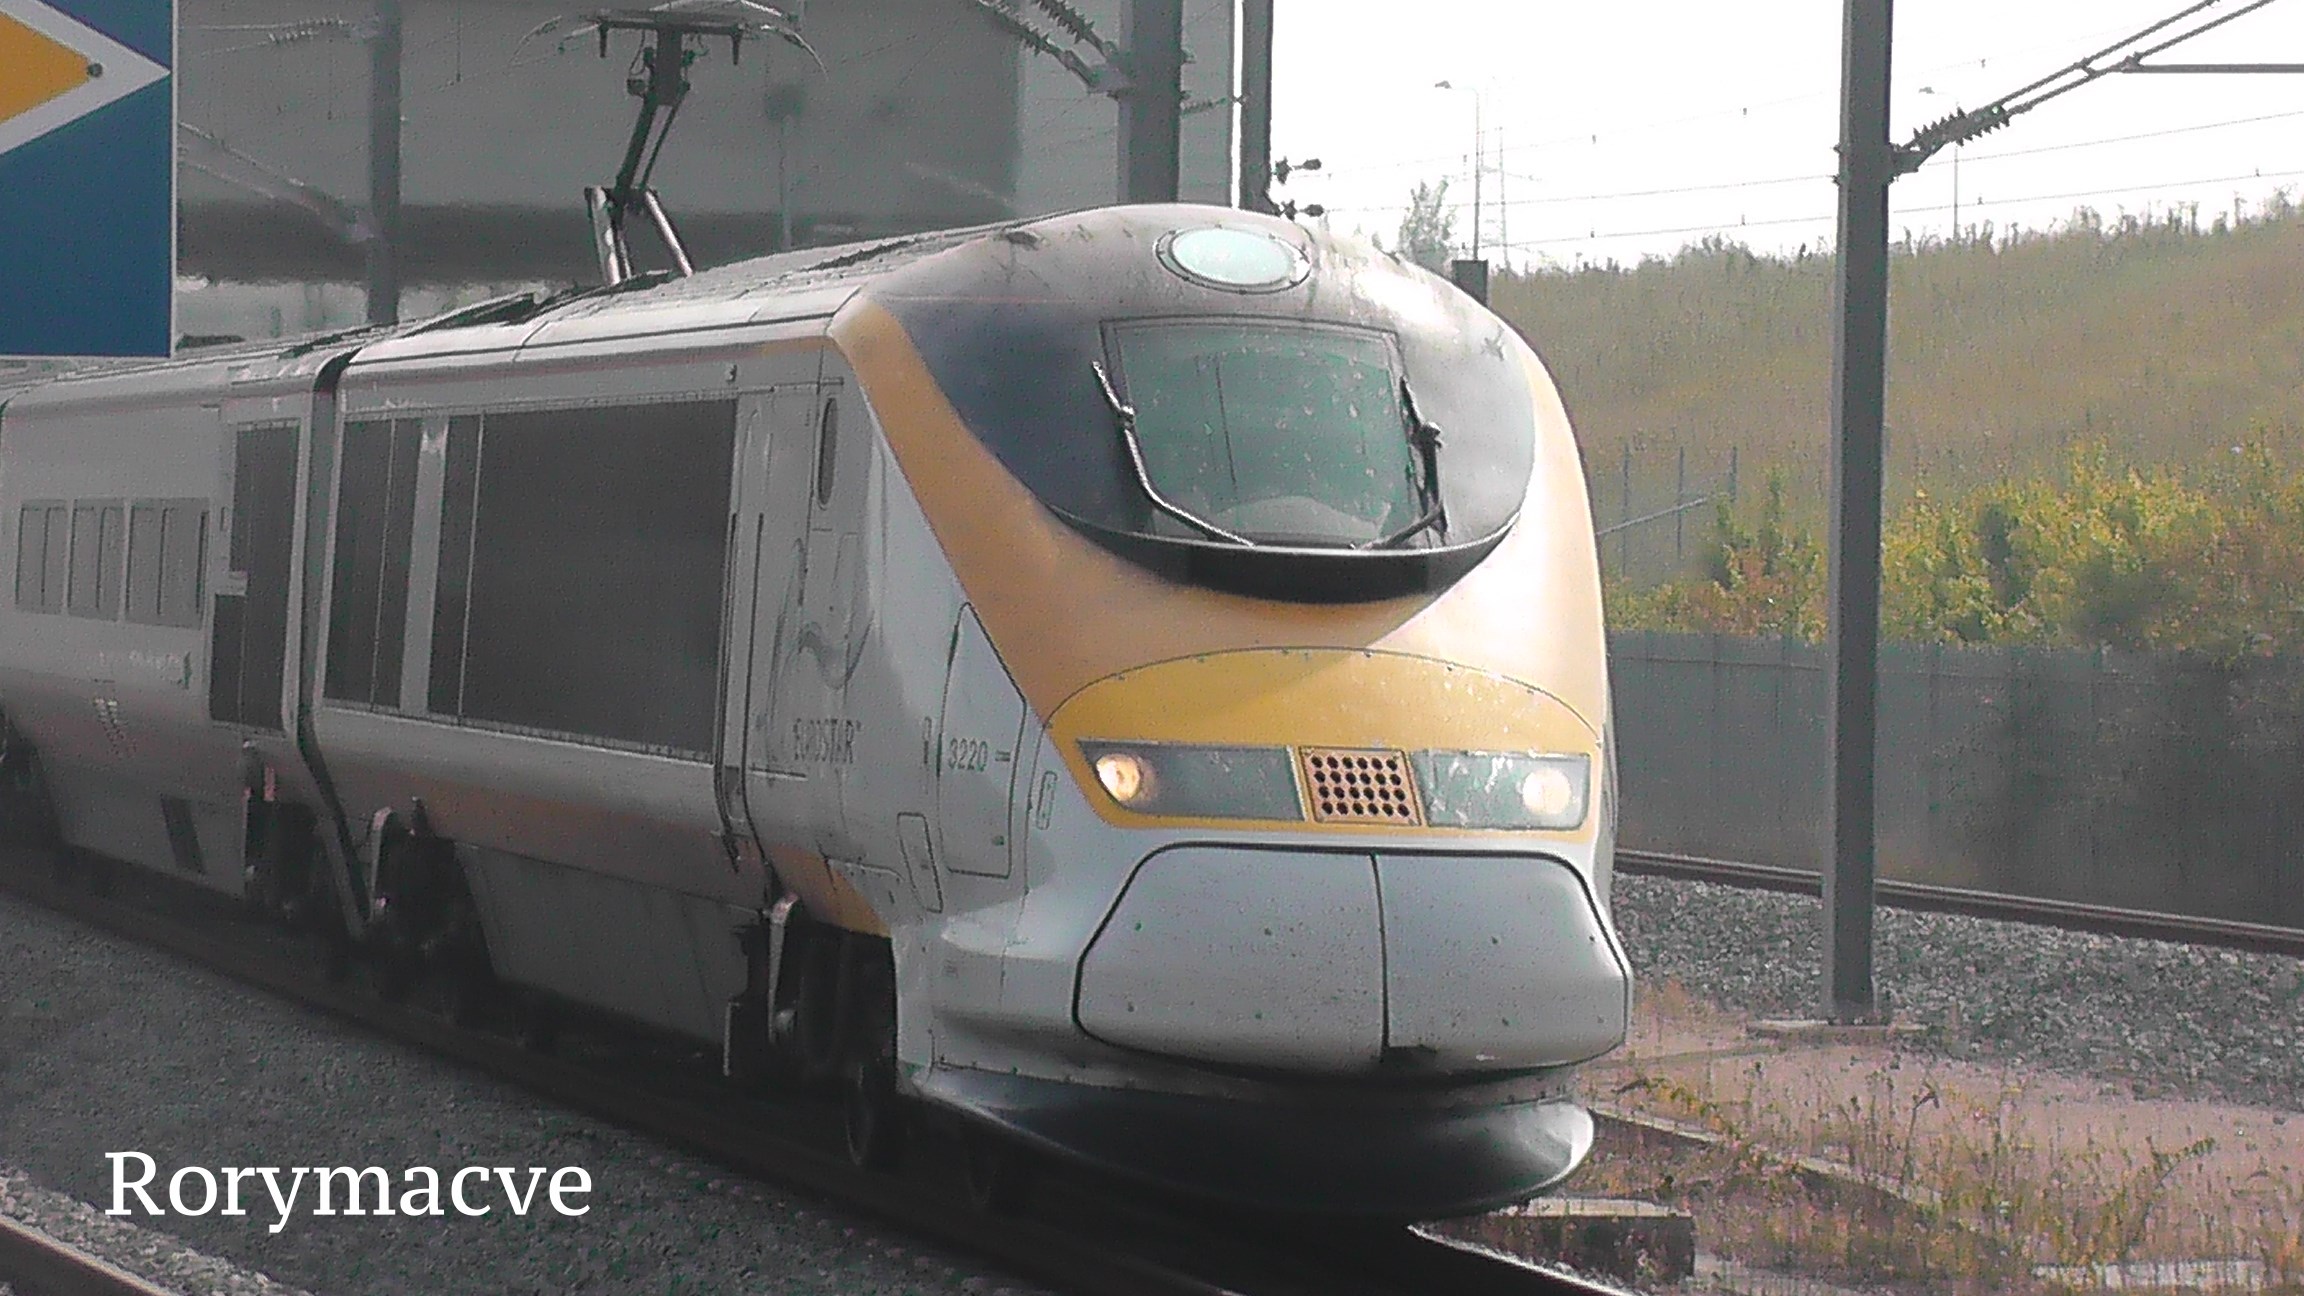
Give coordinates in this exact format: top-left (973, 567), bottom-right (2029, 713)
top-left (67, 505), bottom-right (101, 615)
top-left (427, 415), bottom-right (483, 716)
top-left (13, 503), bottom-right (65, 613)
top-left (325, 419), bottom-right (420, 706)
top-left (95, 504), bottom-right (124, 617)
top-left (212, 424), bottom-right (299, 730)
top-left (125, 502), bottom-right (162, 620)
top-left (40, 504), bottom-right (67, 614)
top-left (448, 400), bottom-right (735, 755)
top-left (156, 503), bottom-right (206, 628)
top-left (124, 499), bottom-right (206, 628)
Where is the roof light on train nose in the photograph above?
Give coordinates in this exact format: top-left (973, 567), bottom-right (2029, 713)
top-left (1095, 751), bottom-right (1153, 805)
top-left (1520, 765), bottom-right (1578, 820)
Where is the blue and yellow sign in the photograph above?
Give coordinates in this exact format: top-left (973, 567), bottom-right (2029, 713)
top-left (0, 0), bottom-right (172, 358)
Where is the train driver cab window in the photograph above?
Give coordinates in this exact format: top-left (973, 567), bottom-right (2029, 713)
top-left (67, 502), bottom-right (125, 619)
top-left (13, 502), bottom-right (67, 613)
top-left (126, 500), bottom-right (208, 628)
top-left (1106, 323), bottom-right (1427, 548)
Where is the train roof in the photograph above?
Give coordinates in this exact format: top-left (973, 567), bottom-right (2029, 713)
top-left (0, 218), bottom-right (1006, 413)
top-left (2, 206), bottom-right (1413, 413)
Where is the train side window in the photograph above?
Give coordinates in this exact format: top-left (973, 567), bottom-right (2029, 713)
top-left (157, 503), bottom-right (208, 628)
top-left (126, 502), bottom-right (163, 620)
top-left (125, 499), bottom-right (208, 628)
top-left (325, 418), bottom-right (421, 707)
top-left (451, 400), bottom-right (736, 754)
top-left (11, 507), bottom-right (33, 610)
top-left (96, 504), bottom-right (125, 617)
top-left (13, 502), bottom-right (67, 613)
top-left (67, 502), bottom-right (124, 619)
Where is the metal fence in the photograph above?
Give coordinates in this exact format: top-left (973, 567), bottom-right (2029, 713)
top-left (1586, 446), bottom-right (1745, 589)
top-left (1611, 632), bottom-right (2304, 927)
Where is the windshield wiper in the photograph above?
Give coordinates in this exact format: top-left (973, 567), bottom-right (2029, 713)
top-left (1090, 361), bottom-right (1257, 547)
top-left (1361, 380), bottom-right (1447, 550)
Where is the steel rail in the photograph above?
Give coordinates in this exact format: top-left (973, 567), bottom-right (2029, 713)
top-left (0, 1214), bottom-right (181, 1296)
top-left (1616, 848), bottom-right (2304, 959)
top-left (0, 852), bottom-right (1629, 1296)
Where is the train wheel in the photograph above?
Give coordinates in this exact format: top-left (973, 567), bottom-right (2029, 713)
top-left (843, 1053), bottom-right (906, 1171)
top-left (67, 849), bottom-right (114, 898)
top-left (842, 949), bottom-right (905, 1172)
top-left (962, 1128), bottom-right (1034, 1215)
top-left (319, 921), bottom-right (355, 984)
top-left (515, 993), bottom-right (561, 1054)
top-left (793, 936), bottom-right (843, 1087)
top-left (442, 958), bottom-right (499, 1029)
top-left (246, 805), bottom-right (316, 927)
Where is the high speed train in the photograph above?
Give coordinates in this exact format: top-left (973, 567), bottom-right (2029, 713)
top-left (0, 204), bottom-right (1629, 1219)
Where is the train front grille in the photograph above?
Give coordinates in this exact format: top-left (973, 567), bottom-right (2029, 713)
top-left (1299, 747), bottom-right (1424, 826)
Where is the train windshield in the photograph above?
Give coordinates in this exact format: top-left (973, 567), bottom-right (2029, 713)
top-left (1106, 323), bottom-right (1426, 548)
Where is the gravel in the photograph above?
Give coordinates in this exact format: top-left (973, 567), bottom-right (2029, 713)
top-left (0, 890), bottom-right (1053, 1296)
top-left (1609, 871), bottom-right (2304, 1110)
top-left (0, 1171), bottom-right (309, 1295)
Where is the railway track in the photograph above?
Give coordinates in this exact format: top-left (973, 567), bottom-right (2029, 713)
top-left (0, 849), bottom-right (1633, 1296)
top-left (1616, 848), bottom-right (2304, 959)
top-left (0, 1215), bottom-right (178, 1296)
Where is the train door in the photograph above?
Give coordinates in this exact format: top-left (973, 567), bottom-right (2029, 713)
top-left (209, 423), bottom-right (299, 730)
top-left (749, 377), bottom-right (866, 843)
top-left (724, 379), bottom-right (832, 842)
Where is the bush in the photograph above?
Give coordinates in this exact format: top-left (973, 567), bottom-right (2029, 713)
top-left (1611, 472), bottom-right (1825, 640)
top-left (1611, 444), bottom-right (2304, 659)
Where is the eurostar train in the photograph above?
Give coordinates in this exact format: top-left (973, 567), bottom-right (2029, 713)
top-left (0, 204), bottom-right (1629, 1218)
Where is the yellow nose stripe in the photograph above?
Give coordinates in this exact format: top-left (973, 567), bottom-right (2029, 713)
top-left (0, 12), bottom-right (92, 124)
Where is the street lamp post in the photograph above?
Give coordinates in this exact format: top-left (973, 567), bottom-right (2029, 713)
top-left (1433, 79), bottom-right (1483, 258)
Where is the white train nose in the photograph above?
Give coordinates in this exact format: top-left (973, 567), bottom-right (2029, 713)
top-left (1075, 846), bottom-right (1629, 1074)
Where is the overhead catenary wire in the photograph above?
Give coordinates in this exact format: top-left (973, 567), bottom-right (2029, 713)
top-left (1026, 0), bottom-right (1118, 61)
top-left (1493, 163), bottom-right (2304, 252)
top-left (1313, 6), bottom-right (2281, 188)
top-left (958, 0), bottom-right (1105, 89)
top-left (1897, 0), bottom-right (2284, 167)
top-left (1322, 103), bottom-right (2304, 218)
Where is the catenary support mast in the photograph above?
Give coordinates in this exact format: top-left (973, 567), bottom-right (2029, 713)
top-left (366, 0), bottom-right (403, 325)
top-left (1820, 0), bottom-right (2298, 1023)
top-left (1238, 0), bottom-right (1275, 212)
top-left (1823, 0), bottom-right (1893, 1023)
top-left (1120, 0), bottom-right (1184, 203)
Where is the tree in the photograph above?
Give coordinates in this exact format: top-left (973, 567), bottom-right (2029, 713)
top-left (1395, 178), bottom-right (1456, 272)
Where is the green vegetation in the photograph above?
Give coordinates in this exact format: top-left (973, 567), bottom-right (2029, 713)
top-left (1391, 178), bottom-right (1456, 273)
top-left (1615, 448), bottom-right (2304, 658)
top-left (1487, 198), bottom-right (2304, 652)
top-left (1497, 201), bottom-right (2304, 505)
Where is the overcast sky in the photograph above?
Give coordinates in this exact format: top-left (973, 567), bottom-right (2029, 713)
top-left (1271, 0), bottom-right (2304, 267)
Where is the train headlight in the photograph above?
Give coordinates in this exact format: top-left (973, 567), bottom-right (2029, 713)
top-left (1412, 751), bottom-right (1592, 830)
top-left (1094, 751), bottom-right (1152, 805)
top-left (1078, 742), bottom-right (1302, 820)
